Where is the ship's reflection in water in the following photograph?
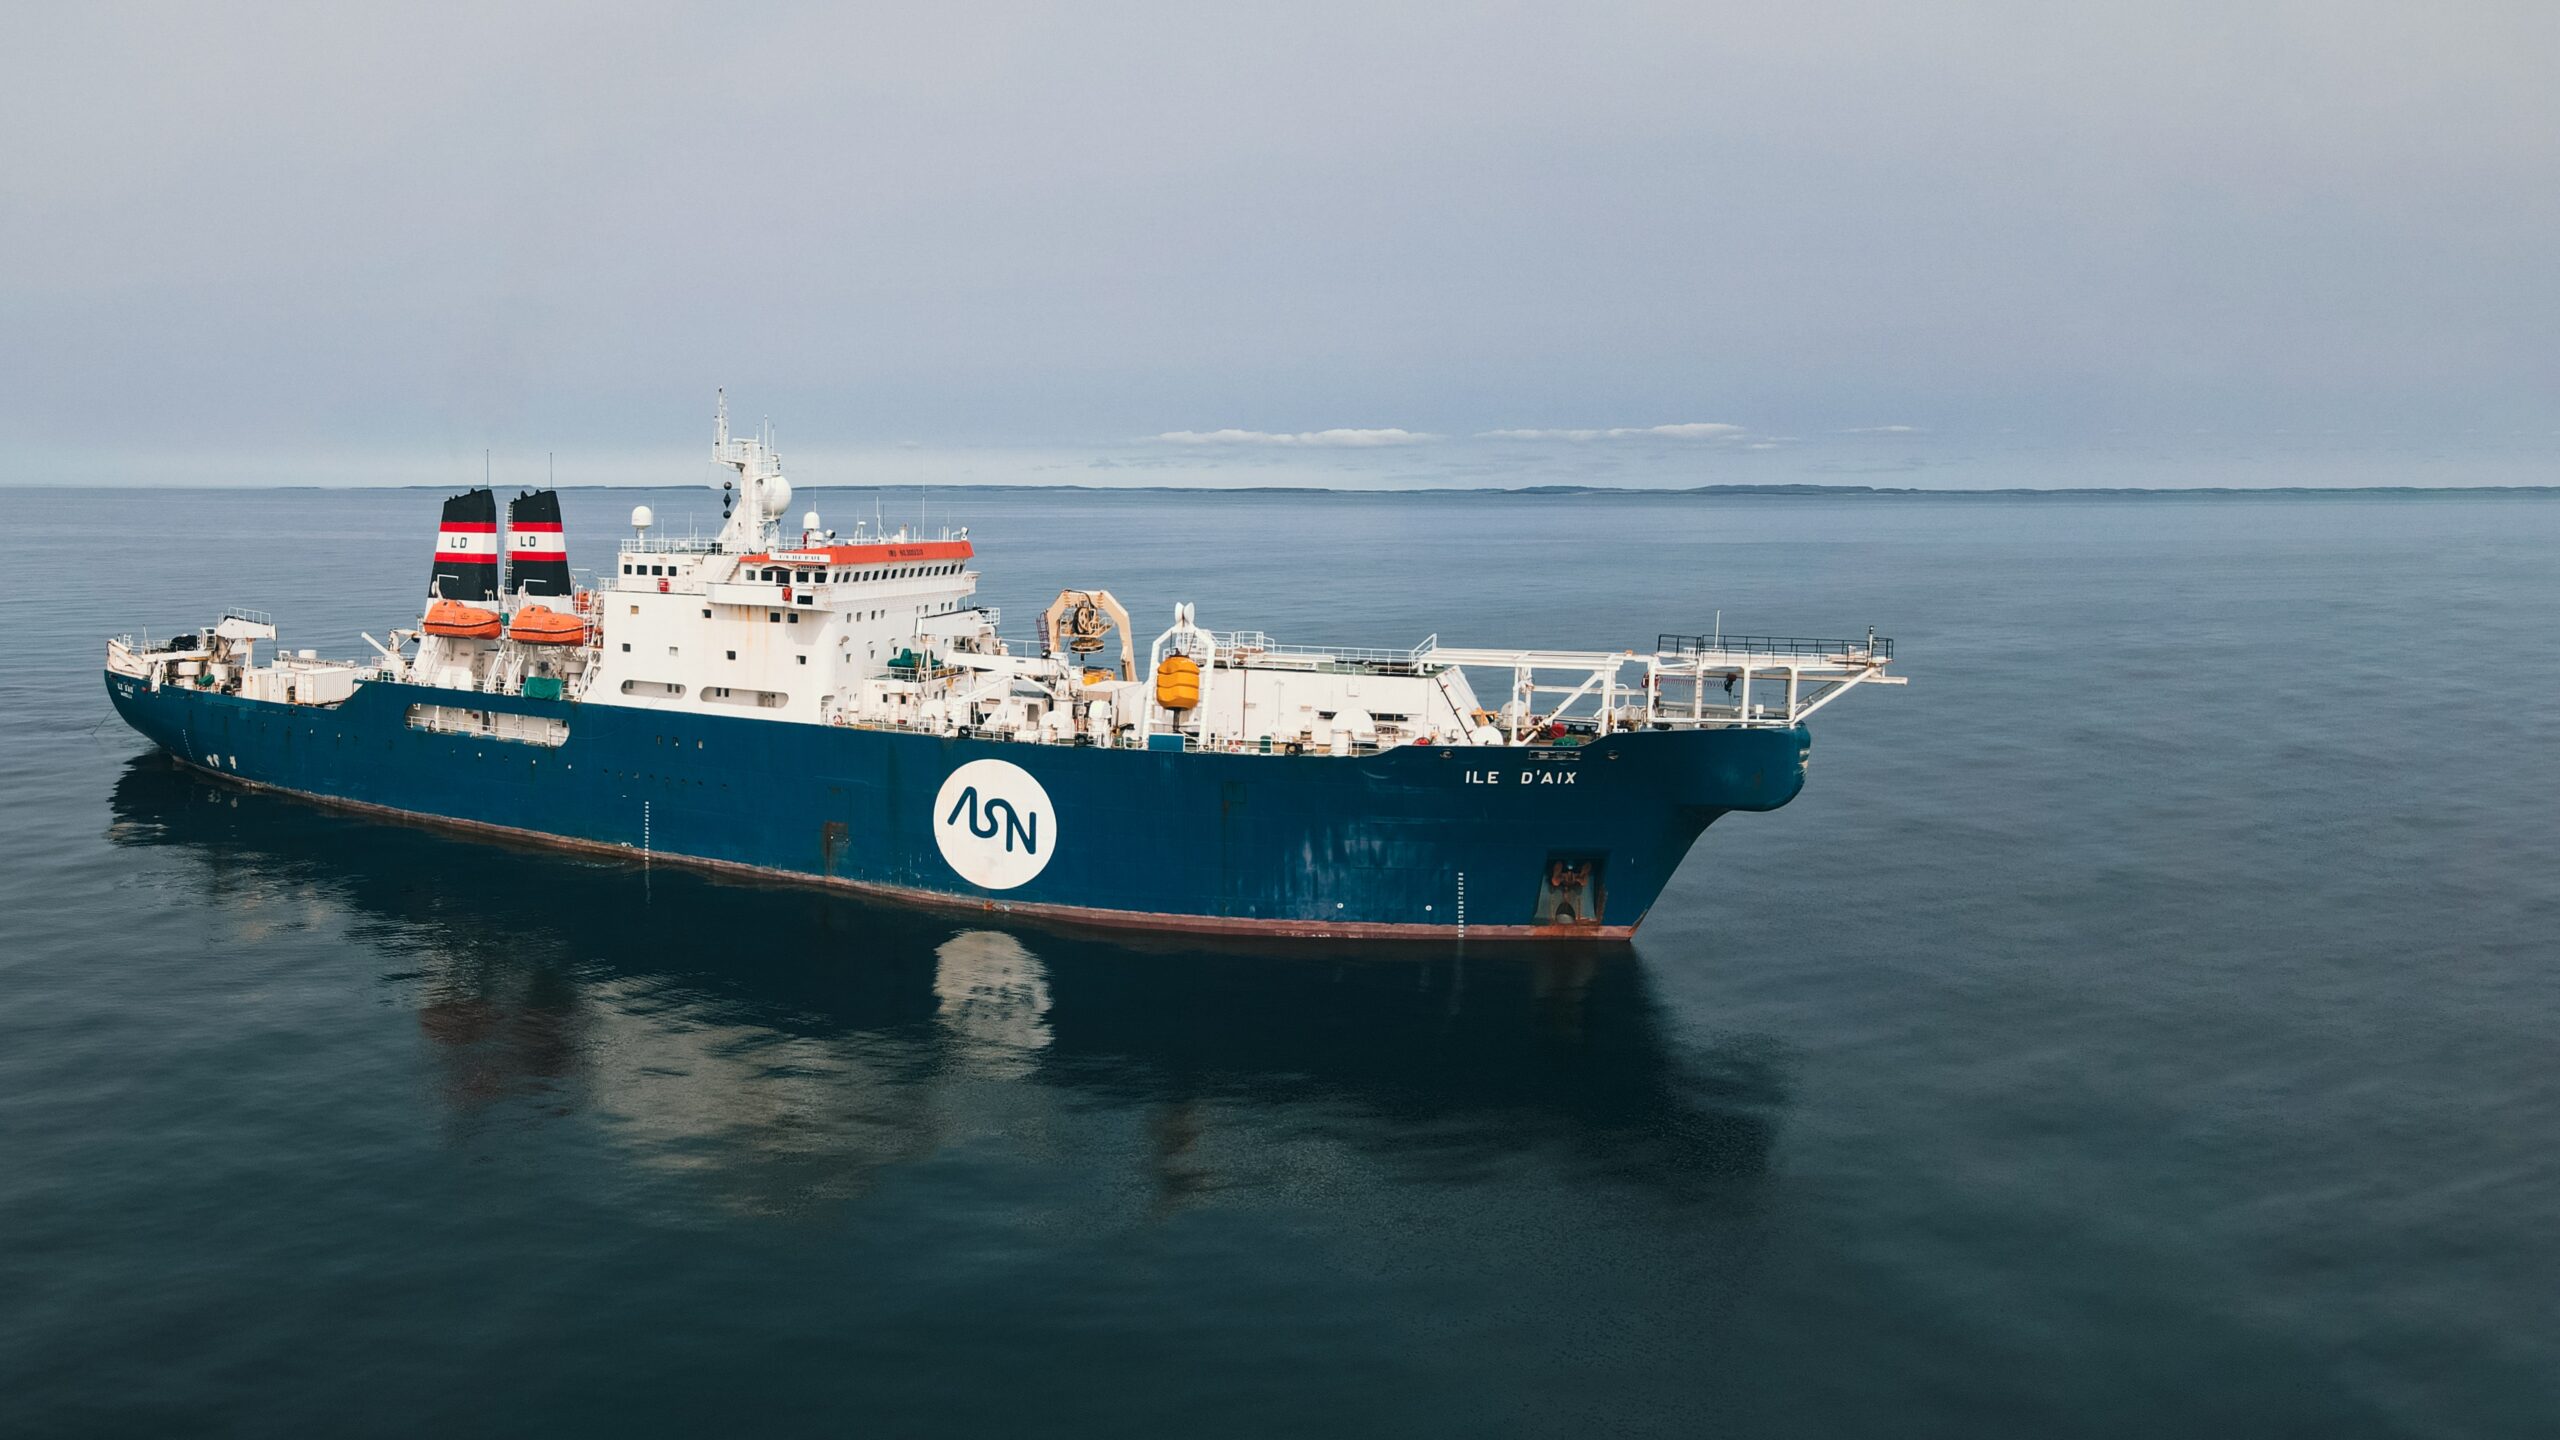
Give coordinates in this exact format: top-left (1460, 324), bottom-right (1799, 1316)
top-left (111, 757), bottom-right (1788, 1218)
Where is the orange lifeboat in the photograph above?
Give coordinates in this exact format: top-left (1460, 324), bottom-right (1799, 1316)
top-left (1154, 653), bottom-right (1201, 710)
top-left (423, 599), bottom-right (502, 639)
top-left (505, 604), bottom-right (588, 646)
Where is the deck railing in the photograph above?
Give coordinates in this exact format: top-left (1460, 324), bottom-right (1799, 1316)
top-left (1210, 631), bottom-right (1441, 670)
top-left (1656, 632), bottom-right (1894, 661)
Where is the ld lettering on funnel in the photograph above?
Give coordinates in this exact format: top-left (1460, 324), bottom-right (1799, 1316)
top-left (933, 759), bottom-right (1057, 890)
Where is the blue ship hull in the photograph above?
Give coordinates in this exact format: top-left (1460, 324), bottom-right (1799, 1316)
top-left (104, 671), bottom-right (1811, 938)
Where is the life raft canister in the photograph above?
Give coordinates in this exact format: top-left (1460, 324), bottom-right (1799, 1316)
top-left (423, 599), bottom-right (503, 639)
top-left (505, 603), bottom-right (588, 646)
top-left (1154, 653), bottom-right (1201, 710)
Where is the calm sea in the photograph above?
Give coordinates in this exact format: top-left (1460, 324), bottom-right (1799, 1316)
top-left (2, 486), bottom-right (2555, 1437)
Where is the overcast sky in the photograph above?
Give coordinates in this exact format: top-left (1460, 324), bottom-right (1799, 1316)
top-left (4, 2), bottom-right (2554, 486)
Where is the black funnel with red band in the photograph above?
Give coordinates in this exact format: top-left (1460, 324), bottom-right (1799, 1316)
top-left (507, 489), bottom-right (572, 598)
top-left (430, 488), bottom-right (499, 601)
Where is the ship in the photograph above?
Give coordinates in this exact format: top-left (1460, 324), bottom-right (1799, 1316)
top-left (103, 395), bottom-right (1902, 940)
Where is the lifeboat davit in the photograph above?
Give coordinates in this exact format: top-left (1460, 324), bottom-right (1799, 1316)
top-left (423, 599), bottom-right (502, 639)
top-left (505, 604), bottom-right (588, 646)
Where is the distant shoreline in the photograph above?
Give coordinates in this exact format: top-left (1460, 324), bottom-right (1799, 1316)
top-left (23, 481), bottom-right (2560, 497)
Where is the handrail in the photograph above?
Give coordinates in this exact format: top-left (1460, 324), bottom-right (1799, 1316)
top-left (1656, 632), bottom-right (1894, 661)
top-left (1209, 630), bottom-right (1439, 669)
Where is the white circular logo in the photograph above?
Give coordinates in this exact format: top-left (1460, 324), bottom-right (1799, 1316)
top-left (933, 759), bottom-right (1057, 891)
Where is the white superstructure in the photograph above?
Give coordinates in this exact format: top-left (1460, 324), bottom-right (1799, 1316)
top-left (111, 395), bottom-right (1902, 757)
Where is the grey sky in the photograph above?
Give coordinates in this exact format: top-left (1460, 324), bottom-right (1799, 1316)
top-left (4, 2), bottom-right (2555, 485)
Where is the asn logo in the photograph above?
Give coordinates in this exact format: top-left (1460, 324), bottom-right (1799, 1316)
top-left (933, 759), bottom-right (1057, 890)
top-left (947, 785), bottom-right (1039, 853)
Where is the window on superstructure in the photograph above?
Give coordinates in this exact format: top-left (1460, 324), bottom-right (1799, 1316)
top-left (768, 612), bottom-right (780, 623)
top-left (787, 613), bottom-right (799, 624)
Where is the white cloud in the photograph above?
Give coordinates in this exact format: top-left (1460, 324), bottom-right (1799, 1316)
top-left (1845, 425), bottom-right (1921, 433)
top-left (1478, 422), bottom-right (1745, 441)
top-left (1149, 428), bottom-right (1438, 447)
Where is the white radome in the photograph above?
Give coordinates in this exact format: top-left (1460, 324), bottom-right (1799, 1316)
top-left (630, 504), bottom-right (655, 532)
top-left (761, 475), bottom-right (794, 518)
top-left (802, 510), bottom-right (822, 534)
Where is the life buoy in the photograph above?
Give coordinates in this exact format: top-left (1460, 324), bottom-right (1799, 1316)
top-left (657, 578), bottom-right (669, 594)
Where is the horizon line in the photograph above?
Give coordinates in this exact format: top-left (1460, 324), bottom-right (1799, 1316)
top-left (9, 481), bottom-right (2559, 498)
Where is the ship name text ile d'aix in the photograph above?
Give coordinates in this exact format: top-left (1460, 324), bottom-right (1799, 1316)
top-left (106, 396), bottom-right (1903, 939)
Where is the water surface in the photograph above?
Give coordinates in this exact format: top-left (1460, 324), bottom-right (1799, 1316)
top-left (3, 487), bottom-right (2555, 1436)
